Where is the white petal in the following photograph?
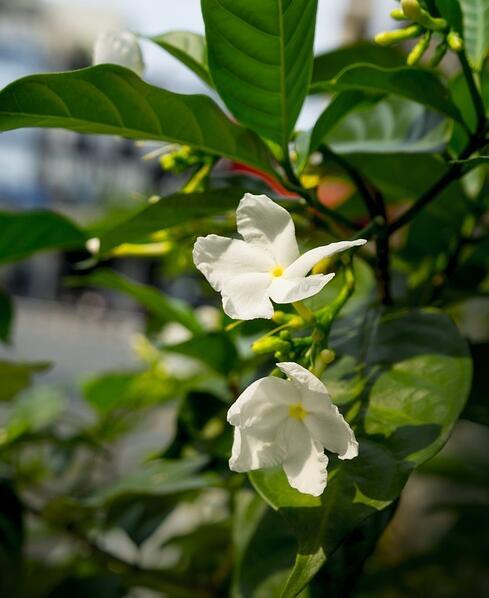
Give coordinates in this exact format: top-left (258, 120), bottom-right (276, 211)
top-left (268, 273), bottom-right (335, 303)
top-left (236, 194), bottom-right (300, 267)
top-left (227, 376), bottom-right (297, 428)
top-left (276, 362), bottom-right (327, 394)
top-left (282, 419), bottom-right (328, 496)
top-left (284, 239), bottom-right (367, 279)
top-left (221, 273), bottom-right (274, 320)
top-left (229, 427), bottom-right (286, 472)
top-left (304, 407), bottom-right (358, 460)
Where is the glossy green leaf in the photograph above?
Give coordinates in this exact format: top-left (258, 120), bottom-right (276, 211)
top-left (98, 188), bottom-right (247, 252)
top-left (311, 42), bottom-right (406, 87)
top-left (250, 308), bottom-right (471, 596)
top-left (312, 65), bottom-right (464, 124)
top-left (0, 210), bottom-right (85, 264)
top-left (202, 0), bottom-right (318, 149)
top-left (323, 96), bottom-right (451, 154)
top-left (0, 360), bottom-right (51, 402)
top-left (0, 65), bottom-right (275, 174)
top-left (0, 290), bottom-right (13, 343)
top-left (67, 269), bottom-right (202, 335)
top-left (150, 31), bottom-right (212, 87)
top-left (459, 0), bottom-right (489, 70)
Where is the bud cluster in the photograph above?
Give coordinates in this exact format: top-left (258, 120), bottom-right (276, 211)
top-left (375, 0), bottom-right (463, 67)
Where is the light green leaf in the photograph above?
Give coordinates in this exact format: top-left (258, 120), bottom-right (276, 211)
top-left (67, 269), bottom-right (202, 335)
top-left (0, 210), bottom-right (85, 264)
top-left (164, 332), bottom-right (239, 375)
top-left (0, 290), bottom-right (13, 343)
top-left (0, 361), bottom-right (51, 402)
top-left (0, 65), bottom-right (276, 174)
top-left (459, 0), bottom-right (489, 70)
top-left (312, 65), bottom-right (464, 124)
top-left (250, 308), bottom-right (471, 596)
top-left (202, 0), bottom-right (318, 149)
top-left (324, 96), bottom-right (451, 154)
top-left (98, 188), bottom-right (247, 252)
top-left (311, 42), bottom-right (406, 88)
top-left (150, 31), bottom-right (212, 87)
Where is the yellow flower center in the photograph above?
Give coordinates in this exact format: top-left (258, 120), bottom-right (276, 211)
top-left (271, 265), bottom-right (284, 277)
top-left (289, 403), bottom-right (308, 421)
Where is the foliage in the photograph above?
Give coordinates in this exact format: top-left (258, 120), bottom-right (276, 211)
top-left (0, 0), bottom-right (487, 596)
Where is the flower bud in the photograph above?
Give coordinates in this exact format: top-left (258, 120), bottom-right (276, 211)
top-left (447, 31), bottom-right (463, 52)
top-left (401, 0), bottom-right (447, 31)
top-left (407, 31), bottom-right (431, 65)
top-left (428, 41), bottom-right (448, 67)
top-left (375, 25), bottom-right (422, 46)
top-left (252, 336), bottom-right (290, 355)
top-left (312, 256), bottom-right (331, 275)
top-left (390, 8), bottom-right (407, 21)
top-left (320, 349), bottom-right (336, 366)
top-left (93, 31), bottom-right (145, 76)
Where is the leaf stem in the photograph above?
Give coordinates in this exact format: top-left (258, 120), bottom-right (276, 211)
top-left (459, 50), bottom-right (486, 129)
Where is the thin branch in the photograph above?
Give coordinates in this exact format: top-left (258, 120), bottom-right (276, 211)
top-left (459, 50), bottom-right (486, 129)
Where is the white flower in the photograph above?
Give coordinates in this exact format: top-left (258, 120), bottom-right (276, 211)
top-left (93, 31), bottom-right (145, 77)
top-left (227, 362), bottom-right (358, 496)
top-left (193, 194), bottom-right (366, 320)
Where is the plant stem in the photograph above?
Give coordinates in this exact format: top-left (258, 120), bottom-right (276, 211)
top-left (292, 300), bottom-right (315, 323)
top-left (459, 50), bottom-right (486, 129)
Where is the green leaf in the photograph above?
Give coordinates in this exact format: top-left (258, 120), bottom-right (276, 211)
top-left (98, 188), bottom-right (247, 252)
top-left (0, 290), bottom-right (13, 343)
top-left (164, 332), bottom-right (239, 375)
top-left (0, 360), bottom-right (51, 402)
top-left (202, 0), bottom-right (318, 149)
top-left (311, 42), bottom-right (406, 87)
top-left (312, 65), bottom-right (464, 124)
top-left (150, 31), bottom-right (212, 87)
top-left (0, 481), bottom-right (23, 598)
top-left (459, 0), bottom-right (489, 70)
top-left (250, 308), bottom-right (471, 596)
top-left (0, 210), bottom-right (85, 264)
top-left (435, 0), bottom-right (464, 33)
top-left (67, 269), bottom-right (202, 335)
top-left (462, 342), bottom-right (489, 425)
top-left (0, 65), bottom-right (276, 174)
top-left (451, 155), bottom-right (489, 174)
top-left (323, 96), bottom-right (451, 154)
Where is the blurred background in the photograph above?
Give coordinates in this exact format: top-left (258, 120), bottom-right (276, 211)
top-left (0, 1), bottom-right (488, 596)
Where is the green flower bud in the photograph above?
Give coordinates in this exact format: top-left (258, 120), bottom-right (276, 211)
top-left (401, 0), bottom-right (447, 31)
top-left (407, 31), bottom-right (431, 65)
top-left (320, 349), bottom-right (336, 366)
top-left (447, 31), bottom-right (463, 52)
top-left (428, 41), bottom-right (448, 67)
top-left (252, 336), bottom-right (290, 355)
top-left (375, 25), bottom-right (423, 47)
top-left (390, 8), bottom-right (407, 21)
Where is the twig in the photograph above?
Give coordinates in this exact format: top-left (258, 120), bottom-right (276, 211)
top-left (459, 50), bottom-right (486, 129)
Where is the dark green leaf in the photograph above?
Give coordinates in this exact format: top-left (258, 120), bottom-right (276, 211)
top-left (311, 42), bottom-right (406, 87)
top-left (67, 268), bottom-right (202, 334)
top-left (459, 0), bottom-right (489, 70)
top-left (451, 155), bottom-right (489, 174)
top-left (0, 360), bottom-right (51, 402)
top-left (0, 65), bottom-right (275, 174)
top-left (98, 188), bottom-right (247, 252)
top-left (312, 65), bottom-right (464, 124)
top-left (462, 342), bottom-right (489, 425)
top-left (0, 210), bottom-right (85, 264)
top-left (435, 0), bottom-right (464, 33)
top-left (150, 31), bottom-right (212, 87)
top-left (250, 308), bottom-right (471, 595)
top-left (0, 290), bottom-right (13, 343)
top-left (202, 0), bottom-right (318, 149)
top-left (0, 480), bottom-right (23, 597)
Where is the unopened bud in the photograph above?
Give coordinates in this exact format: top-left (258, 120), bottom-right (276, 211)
top-left (312, 257), bottom-right (332, 275)
top-left (447, 31), bottom-right (463, 52)
top-left (390, 8), bottom-right (407, 21)
top-left (93, 31), bottom-right (145, 76)
top-left (428, 41), bottom-right (448, 67)
top-left (252, 336), bottom-right (290, 355)
top-left (407, 31), bottom-right (431, 65)
top-left (272, 311), bottom-right (303, 328)
top-left (401, 0), bottom-right (447, 31)
top-left (375, 25), bottom-right (422, 47)
top-left (320, 349), bottom-right (336, 365)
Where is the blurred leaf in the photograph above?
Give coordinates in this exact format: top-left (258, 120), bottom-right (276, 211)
top-left (67, 268), bottom-right (202, 334)
top-left (164, 332), bottom-right (239, 375)
top-left (462, 343), bottom-right (489, 425)
top-left (47, 576), bottom-right (125, 598)
top-left (0, 361), bottom-right (51, 402)
top-left (312, 65), bottom-right (464, 124)
top-left (250, 308), bottom-right (472, 595)
top-left (99, 188), bottom-right (247, 252)
top-left (202, 0), bottom-right (318, 148)
top-left (150, 31), bottom-right (212, 87)
top-left (324, 97), bottom-right (451, 154)
top-left (0, 65), bottom-right (275, 174)
top-left (0, 480), bottom-right (23, 597)
top-left (0, 211), bottom-right (85, 264)
top-left (0, 290), bottom-right (13, 343)
top-left (452, 155), bottom-right (489, 174)
top-left (311, 42), bottom-right (406, 86)
top-left (459, 0), bottom-right (489, 70)
top-left (435, 0), bottom-right (464, 33)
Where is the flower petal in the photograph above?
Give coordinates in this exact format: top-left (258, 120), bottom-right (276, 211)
top-left (282, 419), bottom-right (328, 496)
top-left (284, 239), bottom-right (367, 279)
top-left (276, 362), bottom-right (327, 394)
top-left (236, 194), bottom-right (300, 267)
top-left (222, 273), bottom-right (275, 320)
top-left (304, 407), bottom-right (358, 460)
top-left (227, 376), bottom-right (297, 428)
top-left (268, 273), bottom-right (335, 303)
top-left (229, 427), bottom-right (286, 472)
